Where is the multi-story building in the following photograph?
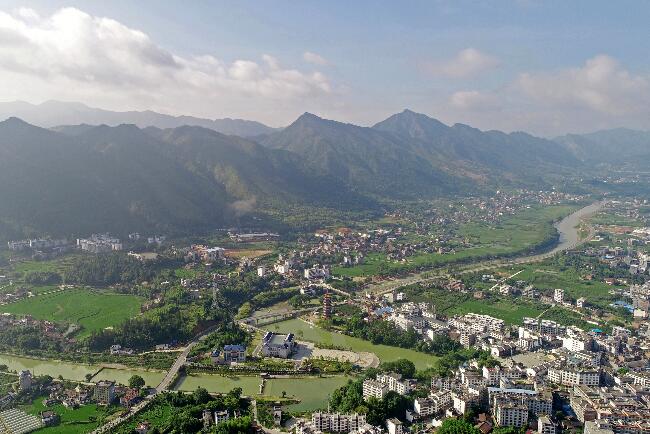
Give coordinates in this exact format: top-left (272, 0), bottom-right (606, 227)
top-left (386, 418), bottom-right (403, 434)
top-left (494, 401), bottom-right (528, 427)
top-left (93, 381), bottom-right (115, 405)
top-left (222, 344), bottom-right (246, 363)
top-left (363, 379), bottom-right (389, 400)
top-left (554, 288), bottom-right (565, 303)
top-left (548, 366), bottom-right (600, 386)
top-left (377, 373), bottom-right (410, 395)
top-left (260, 332), bottom-right (296, 358)
top-left (311, 412), bottom-right (366, 433)
top-left (18, 370), bottom-right (32, 390)
top-left (538, 415), bottom-right (557, 434)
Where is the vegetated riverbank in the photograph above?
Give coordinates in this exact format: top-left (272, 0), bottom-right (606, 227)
top-left (0, 353), bottom-right (165, 386)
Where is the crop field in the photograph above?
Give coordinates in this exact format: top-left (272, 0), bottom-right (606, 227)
top-left (0, 288), bottom-right (143, 337)
top-left (265, 318), bottom-right (438, 370)
top-left (333, 204), bottom-right (577, 277)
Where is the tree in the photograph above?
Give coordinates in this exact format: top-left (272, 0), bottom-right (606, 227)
top-left (437, 419), bottom-right (481, 434)
top-left (128, 375), bottom-right (146, 389)
top-left (379, 359), bottom-right (416, 378)
top-left (193, 386), bottom-right (211, 405)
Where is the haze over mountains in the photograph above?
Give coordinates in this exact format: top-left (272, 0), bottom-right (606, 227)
top-left (0, 103), bottom-right (649, 239)
top-left (0, 101), bottom-right (277, 138)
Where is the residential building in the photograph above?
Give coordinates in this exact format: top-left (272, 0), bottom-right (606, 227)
top-left (222, 344), bottom-right (247, 363)
top-left (93, 381), bottom-right (115, 405)
top-left (363, 379), bottom-right (389, 400)
top-left (538, 415), bottom-right (556, 434)
top-left (311, 412), bottom-right (366, 433)
top-left (494, 401), bottom-right (528, 427)
top-left (387, 418), bottom-right (403, 434)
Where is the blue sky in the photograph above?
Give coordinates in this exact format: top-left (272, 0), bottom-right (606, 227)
top-left (0, 0), bottom-right (648, 135)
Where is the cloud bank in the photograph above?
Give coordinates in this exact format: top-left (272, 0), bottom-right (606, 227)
top-left (0, 7), bottom-right (332, 124)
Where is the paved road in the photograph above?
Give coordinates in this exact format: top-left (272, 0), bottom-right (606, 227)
top-left (90, 325), bottom-right (218, 433)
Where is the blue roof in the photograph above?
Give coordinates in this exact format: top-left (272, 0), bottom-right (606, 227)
top-left (224, 344), bottom-right (246, 351)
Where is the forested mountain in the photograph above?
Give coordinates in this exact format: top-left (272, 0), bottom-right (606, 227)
top-left (261, 110), bottom-right (579, 192)
top-left (373, 109), bottom-right (580, 184)
top-left (0, 118), bottom-right (369, 240)
top-left (0, 100), bottom-right (277, 137)
top-left (1, 108), bottom-right (645, 240)
top-left (260, 112), bottom-right (465, 197)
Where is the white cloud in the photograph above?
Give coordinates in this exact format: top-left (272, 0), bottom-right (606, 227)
top-left (516, 55), bottom-right (649, 115)
top-left (427, 48), bottom-right (499, 78)
top-left (0, 7), bottom-right (333, 124)
top-left (449, 90), bottom-right (499, 110)
top-left (303, 51), bottom-right (328, 66)
top-left (428, 55), bottom-right (650, 136)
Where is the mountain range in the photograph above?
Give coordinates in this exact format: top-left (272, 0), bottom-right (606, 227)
top-left (0, 104), bottom-right (648, 240)
top-left (0, 101), bottom-right (277, 138)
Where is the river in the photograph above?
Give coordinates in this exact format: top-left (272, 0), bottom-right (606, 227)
top-left (548, 201), bottom-right (604, 254)
top-left (0, 353), bottom-right (165, 387)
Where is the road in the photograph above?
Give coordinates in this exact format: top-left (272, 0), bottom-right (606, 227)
top-left (90, 325), bottom-right (218, 433)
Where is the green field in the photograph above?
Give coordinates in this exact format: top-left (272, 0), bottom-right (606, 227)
top-left (0, 288), bottom-right (143, 337)
top-left (174, 374), bottom-right (348, 411)
top-left (333, 205), bottom-right (577, 277)
top-left (505, 263), bottom-right (617, 307)
top-left (265, 376), bottom-right (350, 411)
top-left (22, 397), bottom-right (121, 434)
top-left (446, 298), bottom-right (546, 324)
top-left (265, 319), bottom-right (438, 369)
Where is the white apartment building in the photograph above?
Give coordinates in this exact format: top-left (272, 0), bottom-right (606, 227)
top-left (311, 412), bottom-right (366, 433)
top-left (377, 373), bottom-right (411, 395)
top-left (387, 418), bottom-right (403, 434)
top-left (363, 379), bottom-right (389, 400)
top-left (554, 288), bottom-right (565, 303)
top-left (494, 401), bottom-right (528, 427)
top-left (562, 335), bottom-right (594, 352)
top-left (548, 367), bottom-right (600, 386)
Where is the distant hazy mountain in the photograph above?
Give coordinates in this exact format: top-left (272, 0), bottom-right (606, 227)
top-left (374, 109), bottom-right (579, 182)
top-left (0, 118), bottom-right (369, 239)
top-left (0, 100), bottom-right (277, 137)
top-left (555, 128), bottom-right (650, 166)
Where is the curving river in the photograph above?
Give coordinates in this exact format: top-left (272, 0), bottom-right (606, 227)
top-left (548, 201), bottom-right (604, 254)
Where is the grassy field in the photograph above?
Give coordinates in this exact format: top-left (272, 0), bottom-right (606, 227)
top-left (23, 397), bottom-right (121, 434)
top-left (266, 318), bottom-right (438, 370)
top-left (174, 374), bottom-right (349, 412)
top-left (446, 298), bottom-right (546, 324)
top-left (504, 263), bottom-right (617, 307)
top-left (333, 205), bottom-right (577, 277)
top-left (405, 286), bottom-right (547, 325)
top-left (0, 288), bottom-right (143, 337)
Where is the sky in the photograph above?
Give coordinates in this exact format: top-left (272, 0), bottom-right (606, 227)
top-left (0, 0), bottom-right (648, 136)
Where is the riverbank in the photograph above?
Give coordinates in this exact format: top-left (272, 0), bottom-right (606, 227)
top-left (0, 353), bottom-right (165, 386)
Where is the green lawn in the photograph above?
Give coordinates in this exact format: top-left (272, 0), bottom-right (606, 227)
top-left (0, 288), bottom-right (143, 337)
top-left (23, 397), bottom-right (121, 434)
top-left (266, 319), bottom-right (438, 370)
